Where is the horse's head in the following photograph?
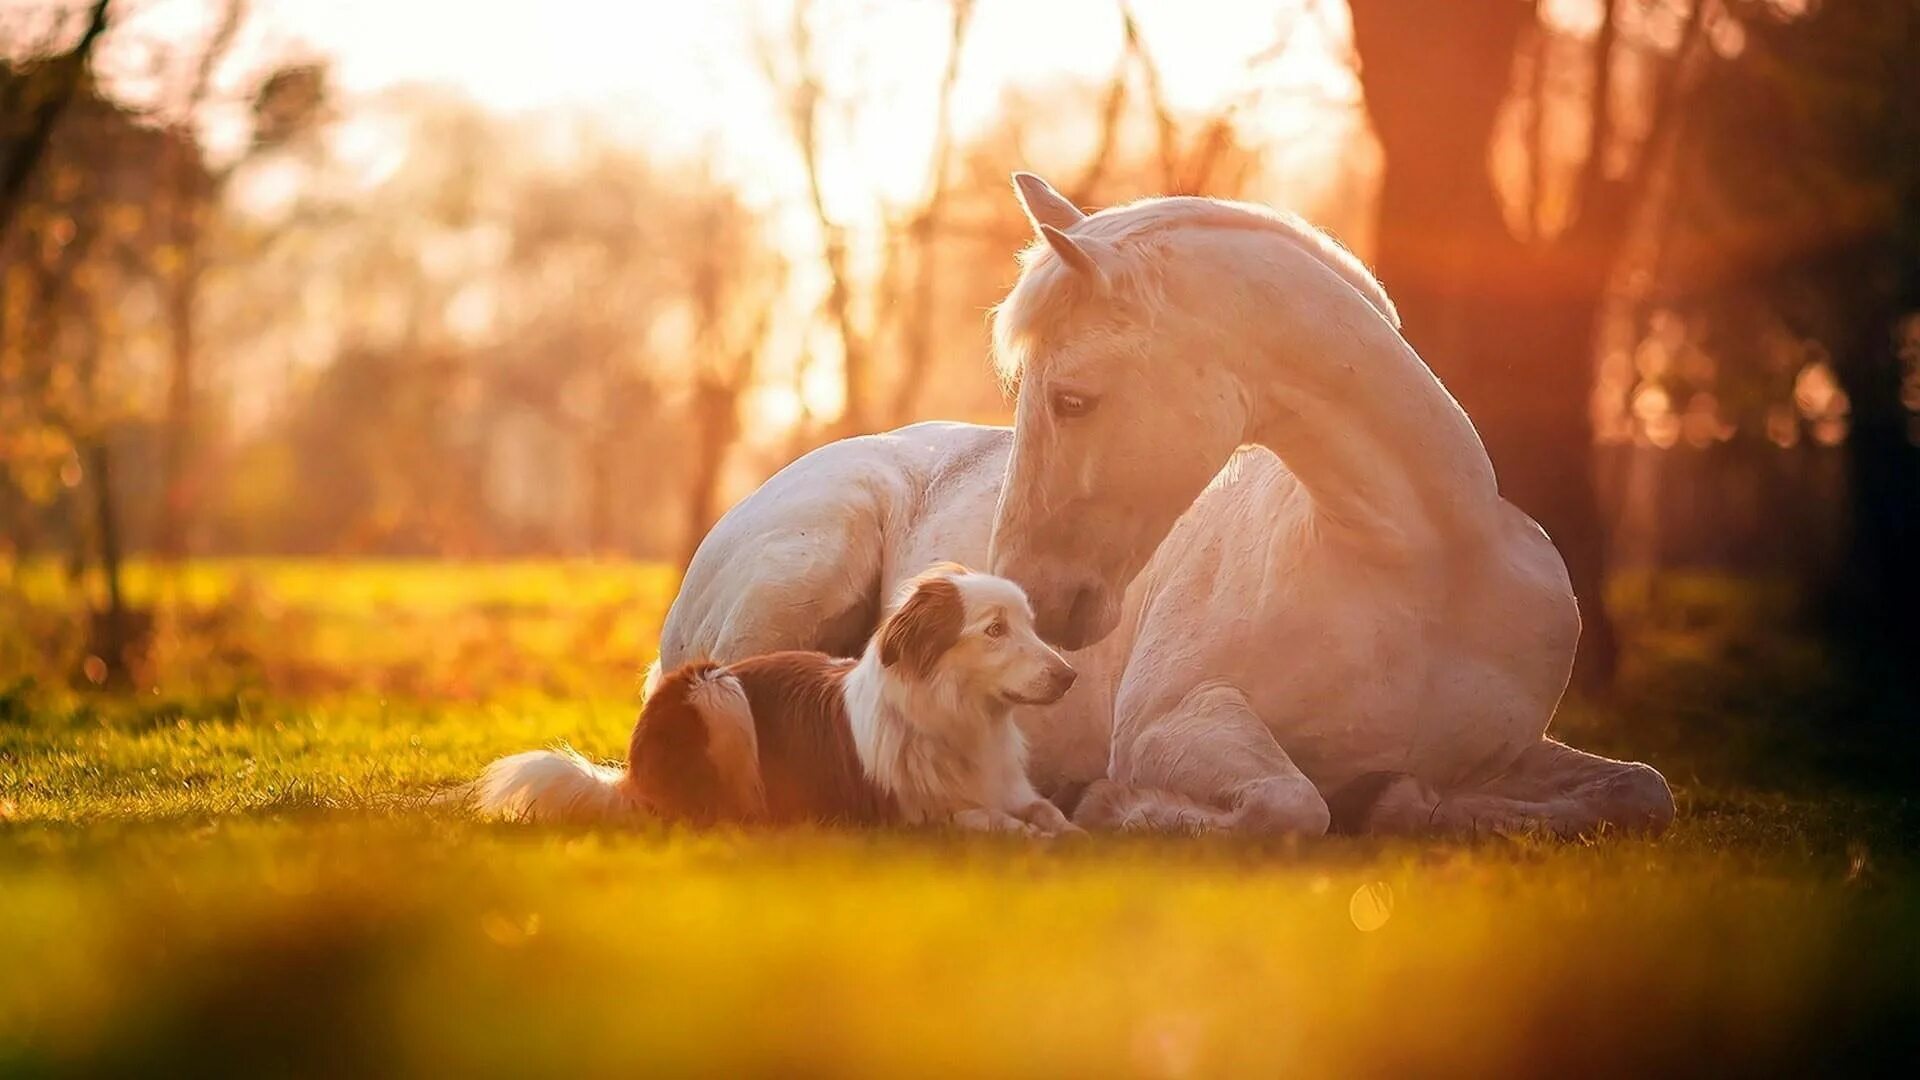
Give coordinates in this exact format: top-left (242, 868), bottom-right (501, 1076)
top-left (987, 173), bottom-right (1254, 649)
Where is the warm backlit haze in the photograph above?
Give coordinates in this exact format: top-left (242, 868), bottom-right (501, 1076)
top-left (93, 0), bottom-right (1368, 429)
top-left (3, 2), bottom-right (1918, 1074)
top-left (4, 0), bottom-right (1394, 564)
top-left (2, 0), bottom-right (1911, 634)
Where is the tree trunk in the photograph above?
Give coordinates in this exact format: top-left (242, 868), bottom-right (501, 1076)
top-left (1839, 411), bottom-right (1920, 644)
top-left (679, 378), bottom-right (740, 572)
top-left (0, 0), bottom-right (111, 239)
top-left (82, 438), bottom-right (142, 688)
top-left (157, 240), bottom-right (199, 562)
top-left (886, 0), bottom-right (972, 427)
top-left (1351, 0), bottom-right (1621, 687)
top-left (1831, 304), bottom-right (1920, 664)
top-left (1349, 0), bottom-right (1525, 361)
top-left (583, 429), bottom-right (612, 556)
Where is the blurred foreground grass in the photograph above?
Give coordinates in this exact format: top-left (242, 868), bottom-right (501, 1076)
top-left (1, 560), bottom-right (1916, 1075)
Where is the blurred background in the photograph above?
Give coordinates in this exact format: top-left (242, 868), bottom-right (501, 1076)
top-left (0, 0), bottom-right (1914, 750)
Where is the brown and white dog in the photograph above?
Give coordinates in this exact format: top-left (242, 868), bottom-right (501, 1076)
top-left (470, 564), bottom-right (1082, 835)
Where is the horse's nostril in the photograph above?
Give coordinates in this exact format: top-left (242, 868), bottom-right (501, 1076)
top-left (1030, 578), bottom-right (1112, 650)
top-left (1034, 583), bottom-right (1109, 650)
top-left (1067, 586), bottom-right (1100, 628)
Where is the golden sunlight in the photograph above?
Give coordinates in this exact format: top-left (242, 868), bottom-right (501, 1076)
top-left (4, 1), bottom-right (1919, 1073)
top-left (74, 0), bottom-right (1365, 459)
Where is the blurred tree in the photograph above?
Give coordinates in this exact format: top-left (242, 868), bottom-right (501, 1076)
top-left (906, 0), bottom-right (1306, 433)
top-left (195, 88), bottom-right (784, 562)
top-left (892, 71), bottom-right (1273, 428)
top-left (150, 0), bottom-right (244, 568)
top-left (500, 143), bottom-right (671, 554)
top-left (0, 67), bottom-right (188, 684)
top-left (3, 1), bottom-right (328, 683)
top-left (1348, 0), bottom-right (1714, 686)
top-left (1662, 0), bottom-right (1920, 660)
top-left (0, 0), bottom-right (108, 238)
top-left (497, 145), bottom-right (779, 561)
top-left (671, 177), bottom-right (785, 569)
top-left (881, 0), bottom-right (973, 426)
top-left (153, 3), bottom-right (330, 565)
top-left (748, 0), bottom-right (1300, 436)
top-left (1091, 0), bottom-right (1292, 201)
top-left (205, 91), bottom-right (544, 554)
top-left (756, 0), bottom-right (878, 437)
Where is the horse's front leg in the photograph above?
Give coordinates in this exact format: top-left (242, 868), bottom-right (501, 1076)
top-left (1342, 738), bottom-right (1675, 838)
top-left (1083, 681), bottom-right (1329, 835)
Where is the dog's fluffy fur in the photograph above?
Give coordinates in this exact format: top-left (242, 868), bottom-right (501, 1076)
top-left (470, 564), bottom-right (1081, 835)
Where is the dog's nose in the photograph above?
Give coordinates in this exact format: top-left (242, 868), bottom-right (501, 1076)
top-left (1049, 664), bottom-right (1077, 695)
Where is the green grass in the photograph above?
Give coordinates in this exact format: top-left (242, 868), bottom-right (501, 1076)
top-left (1, 560), bottom-right (1916, 1075)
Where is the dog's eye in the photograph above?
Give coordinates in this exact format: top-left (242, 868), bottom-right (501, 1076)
top-left (984, 619), bottom-right (1007, 639)
top-left (1050, 390), bottom-right (1096, 419)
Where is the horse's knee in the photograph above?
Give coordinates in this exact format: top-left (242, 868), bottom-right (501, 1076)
top-left (1228, 775), bottom-right (1330, 837)
top-left (1606, 762), bottom-right (1676, 835)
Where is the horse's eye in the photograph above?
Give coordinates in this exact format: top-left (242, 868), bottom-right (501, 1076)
top-left (984, 619), bottom-right (1007, 639)
top-left (1051, 390), bottom-right (1096, 419)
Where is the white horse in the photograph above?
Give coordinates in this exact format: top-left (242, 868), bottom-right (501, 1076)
top-left (656, 173), bottom-right (1674, 836)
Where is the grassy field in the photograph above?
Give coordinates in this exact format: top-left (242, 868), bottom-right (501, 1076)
top-left (2, 560), bottom-right (1916, 1075)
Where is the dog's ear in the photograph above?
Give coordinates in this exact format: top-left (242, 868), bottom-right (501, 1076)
top-left (879, 575), bottom-right (965, 676)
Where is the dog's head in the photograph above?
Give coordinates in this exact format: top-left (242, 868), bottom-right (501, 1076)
top-left (878, 562), bottom-right (1077, 709)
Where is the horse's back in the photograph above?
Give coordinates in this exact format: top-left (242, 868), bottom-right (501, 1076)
top-left (659, 422), bottom-right (1010, 667)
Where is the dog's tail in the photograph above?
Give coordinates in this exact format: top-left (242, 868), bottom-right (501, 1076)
top-left (469, 746), bottom-right (644, 825)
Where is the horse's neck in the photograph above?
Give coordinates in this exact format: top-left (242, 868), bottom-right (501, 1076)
top-left (1239, 299), bottom-right (1502, 553)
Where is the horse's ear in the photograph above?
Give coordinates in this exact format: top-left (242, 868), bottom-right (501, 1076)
top-left (1012, 172), bottom-right (1085, 231)
top-left (1039, 224), bottom-right (1104, 283)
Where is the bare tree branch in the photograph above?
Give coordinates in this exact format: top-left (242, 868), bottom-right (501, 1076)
top-left (1175, 5), bottom-right (1313, 193)
top-left (0, 0), bottom-right (111, 240)
top-left (1525, 24), bottom-right (1550, 238)
top-left (1574, 0), bottom-right (1620, 218)
top-left (1621, 0), bottom-right (1710, 206)
top-left (1118, 2), bottom-right (1178, 191)
top-left (888, 0), bottom-right (974, 425)
top-left (183, 0), bottom-right (246, 116)
top-left (158, 0), bottom-right (252, 563)
top-left (757, 0), bottom-right (872, 435)
top-left (1070, 43), bottom-right (1131, 204)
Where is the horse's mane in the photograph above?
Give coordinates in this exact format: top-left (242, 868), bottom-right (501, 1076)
top-left (991, 195), bottom-right (1399, 390)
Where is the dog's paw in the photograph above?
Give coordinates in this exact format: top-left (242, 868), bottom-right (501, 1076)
top-left (1042, 819), bottom-right (1089, 841)
top-left (1016, 798), bottom-right (1081, 839)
